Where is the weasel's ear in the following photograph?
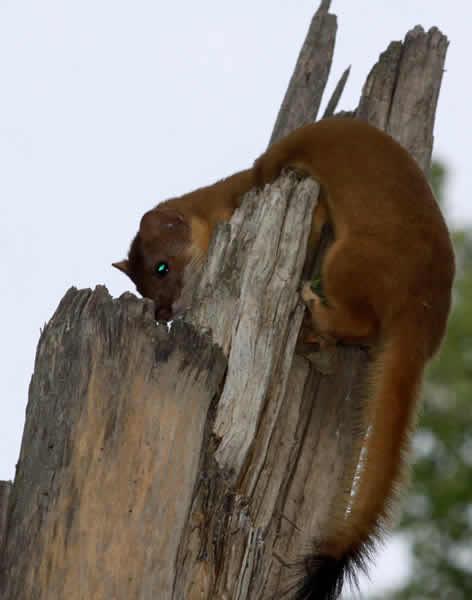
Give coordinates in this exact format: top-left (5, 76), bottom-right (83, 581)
top-left (112, 260), bottom-right (131, 277)
top-left (140, 207), bottom-right (187, 241)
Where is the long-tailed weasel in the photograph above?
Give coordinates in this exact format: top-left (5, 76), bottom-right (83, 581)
top-left (114, 118), bottom-right (454, 599)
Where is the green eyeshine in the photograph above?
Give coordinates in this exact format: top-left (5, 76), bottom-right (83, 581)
top-left (155, 261), bottom-right (169, 278)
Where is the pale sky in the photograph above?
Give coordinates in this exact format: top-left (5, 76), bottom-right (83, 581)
top-left (1, 1), bottom-right (470, 595)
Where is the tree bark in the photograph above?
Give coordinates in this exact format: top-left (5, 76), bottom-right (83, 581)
top-left (269, 0), bottom-right (337, 145)
top-left (0, 2), bottom-right (448, 598)
top-left (0, 290), bottom-right (228, 599)
top-left (0, 482), bottom-right (11, 555)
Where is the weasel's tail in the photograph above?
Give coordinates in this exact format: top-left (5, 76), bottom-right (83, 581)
top-left (293, 328), bottom-right (425, 600)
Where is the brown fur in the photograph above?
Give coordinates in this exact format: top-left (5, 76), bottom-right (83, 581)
top-left (114, 118), bottom-right (454, 598)
top-left (113, 169), bottom-right (254, 319)
top-left (253, 118), bottom-right (454, 598)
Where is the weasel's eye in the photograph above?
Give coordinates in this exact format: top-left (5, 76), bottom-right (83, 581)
top-left (154, 261), bottom-right (169, 278)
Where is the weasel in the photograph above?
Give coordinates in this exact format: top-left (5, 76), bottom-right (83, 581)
top-left (114, 118), bottom-right (454, 600)
top-left (113, 168), bottom-right (255, 320)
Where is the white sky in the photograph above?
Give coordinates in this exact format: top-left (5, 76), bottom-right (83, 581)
top-left (1, 1), bottom-right (469, 594)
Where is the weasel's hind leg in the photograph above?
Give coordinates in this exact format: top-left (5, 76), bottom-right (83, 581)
top-left (303, 240), bottom-right (379, 345)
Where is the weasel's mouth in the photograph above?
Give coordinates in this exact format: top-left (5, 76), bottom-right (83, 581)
top-left (155, 306), bottom-right (173, 322)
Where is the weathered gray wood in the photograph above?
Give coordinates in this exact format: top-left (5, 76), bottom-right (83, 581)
top-left (189, 176), bottom-right (319, 478)
top-left (357, 26), bottom-right (448, 173)
top-left (0, 288), bottom-right (226, 599)
top-left (0, 4), bottom-right (448, 600)
top-left (269, 0), bottom-right (337, 145)
top-left (323, 65), bottom-right (351, 118)
top-left (0, 481), bottom-right (11, 555)
top-left (177, 175), bottom-right (322, 598)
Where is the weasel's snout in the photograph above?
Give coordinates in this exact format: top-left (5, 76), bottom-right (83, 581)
top-left (155, 305), bottom-right (173, 322)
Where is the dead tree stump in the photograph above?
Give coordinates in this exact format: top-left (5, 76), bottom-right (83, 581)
top-left (0, 2), bottom-right (448, 598)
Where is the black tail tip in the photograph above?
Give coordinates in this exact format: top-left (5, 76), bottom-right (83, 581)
top-left (291, 551), bottom-right (364, 600)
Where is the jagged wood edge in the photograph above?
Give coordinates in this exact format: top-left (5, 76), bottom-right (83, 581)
top-left (269, 0), bottom-right (337, 146)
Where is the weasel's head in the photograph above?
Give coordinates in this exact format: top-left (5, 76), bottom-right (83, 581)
top-left (113, 207), bottom-right (207, 321)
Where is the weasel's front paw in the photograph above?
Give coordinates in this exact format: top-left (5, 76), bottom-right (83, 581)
top-left (301, 281), bottom-right (321, 305)
top-left (301, 281), bottom-right (335, 349)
